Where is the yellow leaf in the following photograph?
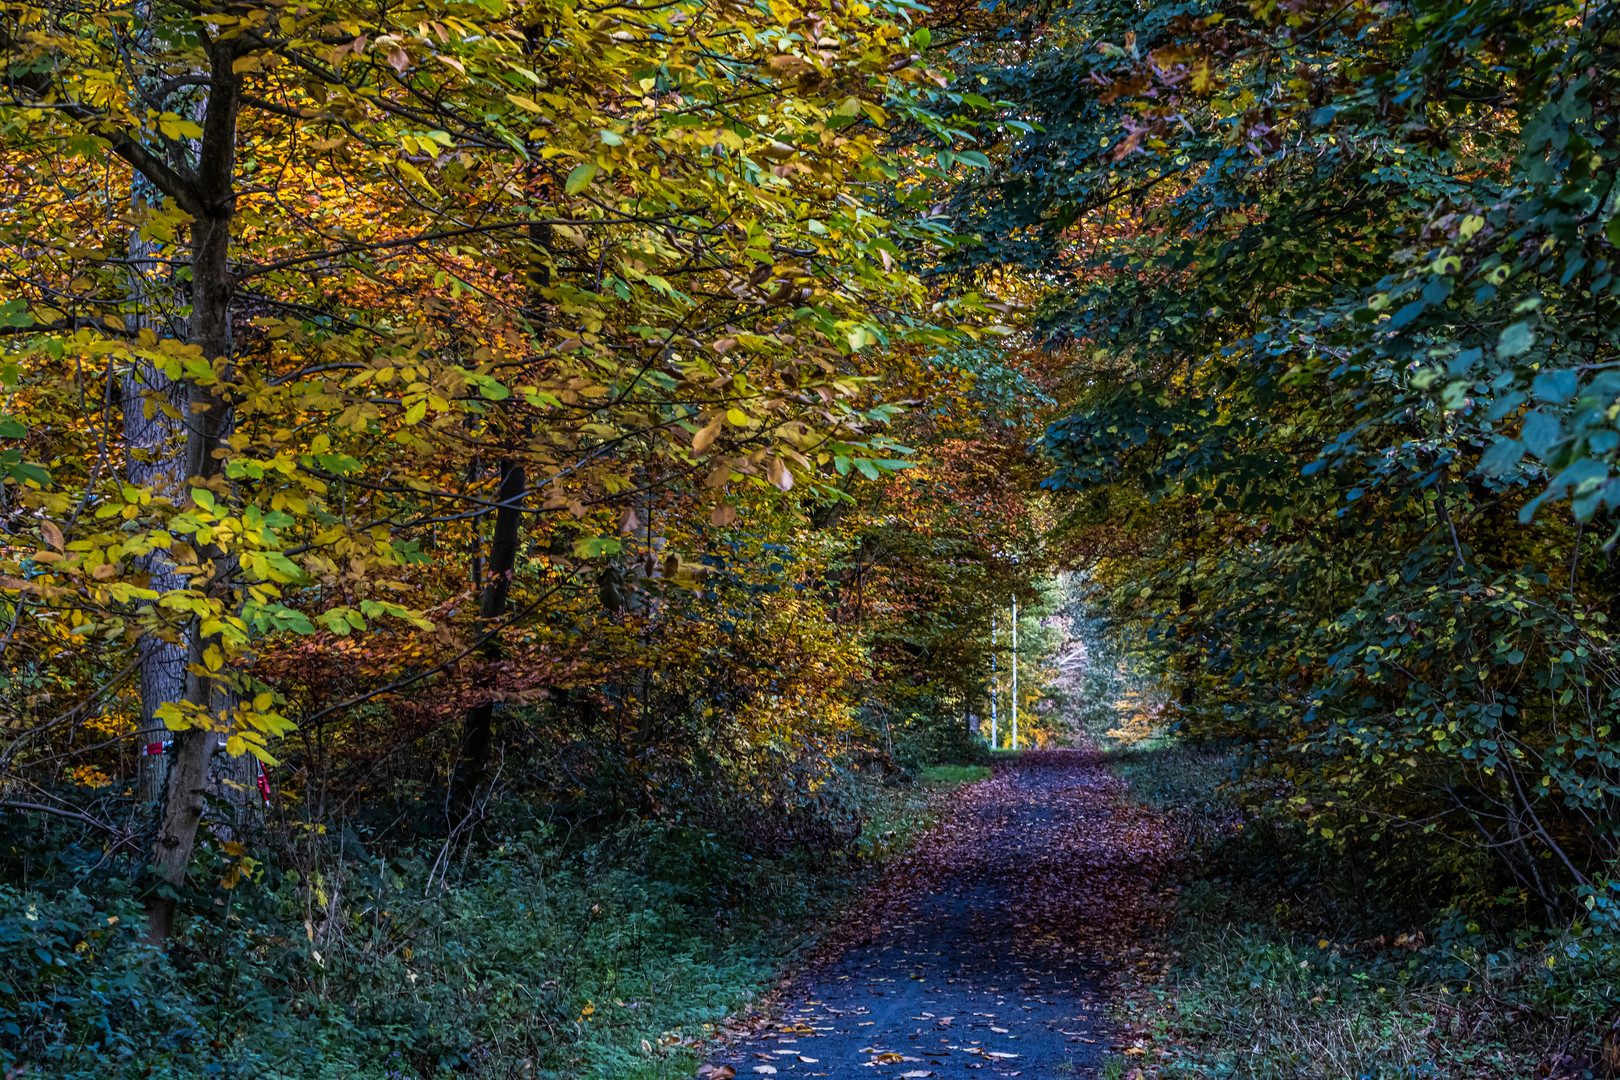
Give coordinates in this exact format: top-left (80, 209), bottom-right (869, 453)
top-left (1191, 59), bottom-right (1216, 94)
top-left (155, 702), bottom-right (189, 731)
top-left (395, 159), bottom-right (437, 195)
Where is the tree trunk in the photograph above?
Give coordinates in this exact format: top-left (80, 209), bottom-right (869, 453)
top-left (120, 0), bottom-right (194, 816)
top-left (122, 211), bottom-right (188, 806)
top-left (144, 43), bottom-right (241, 944)
top-left (450, 460), bottom-right (525, 820)
top-left (1177, 500), bottom-right (1199, 720)
top-left (206, 568), bottom-right (263, 834)
top-left (446, 195), bottom-right (549, 824)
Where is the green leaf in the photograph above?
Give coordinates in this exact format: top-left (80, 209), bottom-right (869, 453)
top-left (2, 459), bottom-right (50, 486)
top-left (565, 162), bottom-right (598, 194)
top-left (1497, 321), bottom-right (1536, 358)
top-left (1521, 411), bottom-right (1561, 458)
top-left (1479, 438), bottom-right (1525, 476)
top-left (572, 535), bottom-right (623, 558)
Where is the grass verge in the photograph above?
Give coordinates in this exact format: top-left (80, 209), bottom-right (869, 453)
top-left (1101, 741), bottom-right (1619, 1080)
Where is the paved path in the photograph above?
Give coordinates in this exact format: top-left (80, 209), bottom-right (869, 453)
top-left (706, 750), bottom-right (1153, 1079)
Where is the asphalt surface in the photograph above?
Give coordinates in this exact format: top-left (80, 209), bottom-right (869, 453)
top-left (706, 753), bottom-right (1113, 1079)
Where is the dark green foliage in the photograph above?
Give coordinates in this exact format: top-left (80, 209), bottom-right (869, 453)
top-left (974, 0), bottom-right (1620, 918)
top-left (0, 771), bottom-right (966, 1079)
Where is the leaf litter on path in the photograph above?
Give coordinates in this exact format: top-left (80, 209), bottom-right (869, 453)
top-left (697, 750), bottom-right (1176, 1078)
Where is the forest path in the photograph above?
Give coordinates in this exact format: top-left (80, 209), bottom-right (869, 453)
top-left (702, 749), bottom-right (1172, 1080)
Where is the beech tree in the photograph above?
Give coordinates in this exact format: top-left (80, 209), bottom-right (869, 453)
top-left (0, 0), bottom-right (996, 940)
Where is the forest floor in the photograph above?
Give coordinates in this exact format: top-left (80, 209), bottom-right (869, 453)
top-left (697, 749), bottom-right (1176, 1080)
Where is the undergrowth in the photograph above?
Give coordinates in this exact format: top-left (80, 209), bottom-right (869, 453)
top-left (1107, 741), bottom-right (1620, 1080)
top-left (0, 767), bottom-right (986, 1079)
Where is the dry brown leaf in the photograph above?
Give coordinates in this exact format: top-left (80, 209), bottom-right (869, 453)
top-left (693, 414), bottom-right (724, 453)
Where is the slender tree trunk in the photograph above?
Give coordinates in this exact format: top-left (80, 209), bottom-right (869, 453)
top-left (990, 613), bottom-right (998, 749)
top-left (1010, 598), bottom-right (1019, 751)
top-left (446, 195), bottom-right (549, 822)
top-left (1177, 500), bottom-right (1199, 720)
top-left (450, 460), bottom-right (525, 819)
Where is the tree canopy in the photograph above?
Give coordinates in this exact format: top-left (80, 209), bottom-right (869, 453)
top-left (2, 0), bottom-right (1619, 1070)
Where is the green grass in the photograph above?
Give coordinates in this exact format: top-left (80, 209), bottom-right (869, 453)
top-left (859, 765), bottom-right (987, 859)
top-left (917, 764), bottom-right (991, 785)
